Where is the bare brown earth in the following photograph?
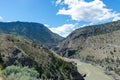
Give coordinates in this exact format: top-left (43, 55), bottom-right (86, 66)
top-left (0, 77), bottom-right (4, 80)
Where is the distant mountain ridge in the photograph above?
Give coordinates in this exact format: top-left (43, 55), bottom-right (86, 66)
top-left (0, 21), bottom-right (63, 48)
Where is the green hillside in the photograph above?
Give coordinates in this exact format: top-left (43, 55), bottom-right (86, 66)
top-left (0, 21), bottom-right (63, 48)
top-left (0, 34), bottom-right (84, 80)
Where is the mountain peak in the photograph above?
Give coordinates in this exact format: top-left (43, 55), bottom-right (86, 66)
top-left (0, 21), bottom-right (64, 48)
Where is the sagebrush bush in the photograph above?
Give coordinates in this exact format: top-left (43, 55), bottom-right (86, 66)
top-left (0, 65), bottom-right (40, 80)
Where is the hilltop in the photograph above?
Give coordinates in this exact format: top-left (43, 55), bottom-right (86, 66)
top-left (0, 21), bottom-right (63, 48)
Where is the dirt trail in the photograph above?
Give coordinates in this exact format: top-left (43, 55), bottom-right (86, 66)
top-left (0, 77), bottom-right (4, 80)
top-left (52, 51), bottom-right (114, 80)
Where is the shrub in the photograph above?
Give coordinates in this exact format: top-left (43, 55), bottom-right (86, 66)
top-left (7, 35), bottom-right (19, 42)
top-left (0, 65), bottom-right (39, 80)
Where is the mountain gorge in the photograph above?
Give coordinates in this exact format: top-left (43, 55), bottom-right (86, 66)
top-left (1, 20), bottom-right (120, 79)
top-left (55, 20), bottom-right (120, 76)
top-left (56, 20), bottom-right (120, 57)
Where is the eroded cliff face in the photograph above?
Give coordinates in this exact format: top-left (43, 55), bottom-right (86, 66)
top-left (56, 20), bottom-right (120, 58)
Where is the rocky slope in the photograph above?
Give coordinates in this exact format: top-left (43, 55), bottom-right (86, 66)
top-left (55, 20), bottom-right (120, 75)
top-left (0, 21), bottom-right (63, 48)
top-left (56, 20), bottom-right (120, 57)
top-left (0, 34), bottom-right (84, 80)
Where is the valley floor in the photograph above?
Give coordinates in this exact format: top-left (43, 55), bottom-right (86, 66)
top-left (72, 59), bottom-right (114, 80)
top-left (52, 51), bottom-right (114, 80)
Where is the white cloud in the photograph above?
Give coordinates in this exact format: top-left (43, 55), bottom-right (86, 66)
top-left (112, 13), bottom-right (120, 21)
top-left (44, 24), bottom-right (49, 27)
top-left (0, 16), bottom-right (3, 20)
top-left (56, 0), bottom-right (120, 23)
top-left (50, 24), bottom-right (75, 37)
top-left (56, 0), bottom-right (62, 5)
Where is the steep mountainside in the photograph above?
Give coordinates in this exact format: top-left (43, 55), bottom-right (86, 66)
top-left (56, 20), bottom-right (120, 75)
top-left (56, 20), bottom-right (120, 57)
top-left (0, 34), bottom-right (84, 80)
top-left (0, 21), bottom-right (63, 48)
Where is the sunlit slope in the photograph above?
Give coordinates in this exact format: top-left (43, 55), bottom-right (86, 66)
top-left (52, 51), bottom-right (114, 80)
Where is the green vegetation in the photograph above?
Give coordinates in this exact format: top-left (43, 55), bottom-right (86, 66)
top-left (6, 35), bottom-right (20, 42)
top-left (53, 55), bottom-right (77, 79)
top-left (0, 65), bottom-right (39, 80)
top-left (0, 21), bottom-right (63, 48)
top-left (0, 34), bottom-right (83, 80)
top-left (84, 55), bottom-right (120, 75)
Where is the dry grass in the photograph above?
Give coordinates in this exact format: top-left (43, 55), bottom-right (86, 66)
top-left (0, 77), bottom-right (4, 80)
top-left (74, 59), bottom-right (114, 80)
top-left (52, 51), bottom-right (114, 80)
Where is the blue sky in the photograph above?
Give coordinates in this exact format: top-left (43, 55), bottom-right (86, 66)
top-left (0, 0), bottom-right (120, 37)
